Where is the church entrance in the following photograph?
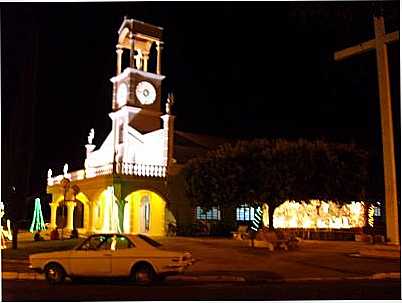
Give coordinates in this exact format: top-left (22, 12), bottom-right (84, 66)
top-left (125, 190), bottom-right (169, 236)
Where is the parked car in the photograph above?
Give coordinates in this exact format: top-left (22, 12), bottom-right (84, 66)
top-left (29, 233), bottom-right (195, 284)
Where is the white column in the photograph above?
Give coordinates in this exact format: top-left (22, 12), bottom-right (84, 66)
top-left (161, 114), bottom-right (175, 168)
top-left (156, 42), bottom-right (163, 74)
top-left (88, 201), bottom-right (97, 233)
top-left (66, 201), bottom-right (76, 230)
top-left (143, 51), bottom-right (149, 72)
top-left (116, 47), bottom-right (123, 75)
top-left (49, 202), bottom-right (58, 230)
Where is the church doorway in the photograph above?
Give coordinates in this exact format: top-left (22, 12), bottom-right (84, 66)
top-left (125, 190), bottom-right (169, 236)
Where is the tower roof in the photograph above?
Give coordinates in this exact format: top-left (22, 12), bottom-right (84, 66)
top-left (118, 17), bottom-right (163, 43)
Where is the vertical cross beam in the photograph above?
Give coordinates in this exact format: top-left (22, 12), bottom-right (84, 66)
top-left (334, 16), bottom-right (399, 245)
top-left (373, 16), bottom-right (399, 245)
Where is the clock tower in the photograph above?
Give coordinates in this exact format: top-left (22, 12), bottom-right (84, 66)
top-left (110, 18), bottom-right (165, 134)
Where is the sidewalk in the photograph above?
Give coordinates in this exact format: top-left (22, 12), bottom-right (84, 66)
top-left (358, 244), bottom-right (400, 259)
top-left (1, 234), bottom-right (400, 283)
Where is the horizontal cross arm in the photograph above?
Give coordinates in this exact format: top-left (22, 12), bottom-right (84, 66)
top-left (334, 31), bottom-right (399, 61)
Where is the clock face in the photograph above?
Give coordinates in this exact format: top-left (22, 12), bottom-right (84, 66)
top-left (135, 81), bottom-right (156, 105)
top-left (116, 82), bottom-right (128, 107)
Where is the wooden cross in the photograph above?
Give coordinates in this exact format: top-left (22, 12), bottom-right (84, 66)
top-left (335, 16), bottom-right (400, 245)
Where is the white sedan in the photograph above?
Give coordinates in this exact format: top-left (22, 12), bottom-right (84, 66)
top-left (29, 233), bottom-right (194, 284)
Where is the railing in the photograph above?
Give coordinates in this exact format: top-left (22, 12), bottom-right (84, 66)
top-left (118, 162), bottom-right (166, 177)
top-left (47, 162), bottom-right (166, 186)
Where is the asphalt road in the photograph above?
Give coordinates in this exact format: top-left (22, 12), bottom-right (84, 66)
top-left (2, 279), bottom-right (401, 301)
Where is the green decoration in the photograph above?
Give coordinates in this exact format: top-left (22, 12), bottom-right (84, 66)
top-left (29, 198), bottom-right (46, 233)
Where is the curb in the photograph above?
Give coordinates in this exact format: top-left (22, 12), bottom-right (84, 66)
top-left (350, 253), bottom-right (400, 260)
top-left (167, 275), bottom-right (246, 282)
top-left (262, 272), bottom-right (400, 283)
top-left (2, 271), bottom-right (400, 283)
top-left (2, 272), bottom-right (45, 280)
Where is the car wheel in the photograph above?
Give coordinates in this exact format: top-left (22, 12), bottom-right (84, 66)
top-left (132, 264), bottom-right (155, 285)
top-left (45, 263), bottom-right (66, 285)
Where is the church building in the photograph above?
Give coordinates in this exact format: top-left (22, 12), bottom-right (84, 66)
top-left (46, 18), bottom-right (227, 237)
top-left (46, 18), bottom-right (371, 238)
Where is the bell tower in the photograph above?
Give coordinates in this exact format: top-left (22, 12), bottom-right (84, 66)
top-left (110, 17), bottom-right (165, 134)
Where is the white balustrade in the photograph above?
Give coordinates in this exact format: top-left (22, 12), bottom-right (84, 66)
top-left (47, 162), bottom-right (166, 186)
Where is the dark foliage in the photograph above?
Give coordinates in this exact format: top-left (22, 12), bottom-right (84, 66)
top-left (184, 138), bottom-right (369, 229)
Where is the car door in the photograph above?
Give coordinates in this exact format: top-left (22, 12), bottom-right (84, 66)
top-left (69, 235), bottom-right (112, 277)
top-left (110, 235), bottom-right (137, 277)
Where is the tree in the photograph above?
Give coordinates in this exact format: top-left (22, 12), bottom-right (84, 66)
top-left (184, 138), bottom-right (368, 230)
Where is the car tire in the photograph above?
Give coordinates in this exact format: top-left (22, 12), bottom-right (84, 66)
top-left (45, 263), bottom-right (66, 285)
top-left (132, 263), bottom-right (155, 285)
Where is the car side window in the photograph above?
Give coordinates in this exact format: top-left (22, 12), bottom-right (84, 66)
top-left (99, 236), bottom-right (114, 250)
top-left (115, 236), bottom-right (134, 250)
top-left (79, 235), bottom-right (107, 250)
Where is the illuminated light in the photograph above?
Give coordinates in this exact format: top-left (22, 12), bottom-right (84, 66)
top-left (368, 205), bottom-right (375, 227)
top-left (0, 201), bottom-right (12, 249)
top-left (29, 198), bottom-right (46, 233)
top-left (321, 202), bottom-right (329, 213)
top-left (270, 200), bottom-right (366, 229)
top-left (101, 186), bottom-right (121, 233)
top-left (303, 217), bottom-right (312, 228)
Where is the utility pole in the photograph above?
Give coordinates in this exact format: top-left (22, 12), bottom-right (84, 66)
top-left (334, 15), bottom-right (399, 245)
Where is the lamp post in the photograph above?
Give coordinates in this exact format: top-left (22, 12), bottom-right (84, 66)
top-left (60, 178), bottom-right (70, 240)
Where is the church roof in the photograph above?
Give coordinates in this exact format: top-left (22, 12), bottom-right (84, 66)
top-left (173, 130), bottom-right (232, 164)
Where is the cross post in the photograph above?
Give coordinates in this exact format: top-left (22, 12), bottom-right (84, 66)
top-left (334, 16), bottom-right (400, 245)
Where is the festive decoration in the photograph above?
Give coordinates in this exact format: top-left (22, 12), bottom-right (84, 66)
top-left (29, 198), bottom-right (46, 233)
top-left (368, 204), bottom-right (375, 228)
top-left (251, 206), bottom-right (263, 231)
top-left (0, 201), bottom-right (13, 249)
top-left (272, 200), bottom-right (366, 229)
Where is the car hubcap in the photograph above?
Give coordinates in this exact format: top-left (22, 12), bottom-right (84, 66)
top-left (136, 270), bottom-right (150, 283)
top-left (48, 268), bottom-right (59, 281)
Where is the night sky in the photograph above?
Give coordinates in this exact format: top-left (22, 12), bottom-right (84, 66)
top-left (1, 2), bottom-right (400, 219)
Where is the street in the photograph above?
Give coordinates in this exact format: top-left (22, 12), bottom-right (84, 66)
top-left (2, 278), bottom-right (401, 301)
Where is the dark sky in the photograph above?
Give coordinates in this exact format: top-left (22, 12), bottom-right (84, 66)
top-left (1, 2), bottom-right (400, 215)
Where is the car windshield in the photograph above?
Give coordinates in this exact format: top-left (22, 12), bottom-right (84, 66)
top-left (137, 234), bottom-right (162, 247)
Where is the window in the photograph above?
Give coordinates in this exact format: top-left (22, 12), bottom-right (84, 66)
top-left (374, 206), bottom-right (381, 217)
top-left (196, 206), bottom-right (221, 220)
top-left (78, 235), bottom-right (108, 250)
top-left (236, 204), bottom-right (255, 221)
